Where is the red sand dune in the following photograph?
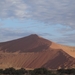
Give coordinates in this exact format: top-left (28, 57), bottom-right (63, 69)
top-left (0, 34), bottom-right (75, 69)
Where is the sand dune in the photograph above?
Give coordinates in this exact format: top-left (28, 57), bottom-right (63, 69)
top-left (0, 34), bottom-right (75, 69)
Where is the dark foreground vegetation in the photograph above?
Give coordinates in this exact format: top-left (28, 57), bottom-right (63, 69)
top-left (0, 67), bottom-right (75, 75)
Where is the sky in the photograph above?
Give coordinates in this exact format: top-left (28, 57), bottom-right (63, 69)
top-left (0, 0), bottom-right (75, 46)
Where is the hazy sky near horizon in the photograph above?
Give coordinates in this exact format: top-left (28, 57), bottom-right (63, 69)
top-left (0, 0), bottom-right (75, 46)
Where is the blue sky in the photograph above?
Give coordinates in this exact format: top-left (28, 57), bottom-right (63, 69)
top-left (0, 0), bottom-right (75, 46)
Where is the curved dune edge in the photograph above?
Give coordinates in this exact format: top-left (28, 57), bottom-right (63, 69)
top-left (50, 42), bottom-right (75, 58)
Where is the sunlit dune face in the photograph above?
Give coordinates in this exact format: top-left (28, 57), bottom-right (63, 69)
top-left (50, 42), bottom-right (75, 58)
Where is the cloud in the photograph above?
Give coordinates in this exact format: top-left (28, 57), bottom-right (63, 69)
top-left (56, 25), bottom-right (74, 34)
top-left (0, 0), bottom-right (29, 19)
top-left (0, 22), bottom-right (4, 26)
top-left (51, 24), bottom-right (75, 45)
top-left (0, 28), bottom-right (32, 42)
top-left (0, 0), bottom-right (75, 28)
top-left (39, 33), bottom-right (53, 36)
top-left (55, 33), bottom-right (75, 46)
top-left (28, 0), bottom-right (75, 27)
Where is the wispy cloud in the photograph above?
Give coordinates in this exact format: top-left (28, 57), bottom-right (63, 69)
top-left (0, 0), bottom-right (29, 19)
top-left (0, 0), bottom-right (75, 28)
top-left (55, 33), bottom-right (75, 46)
top-left (0, 28), bottom-right (32, 42)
